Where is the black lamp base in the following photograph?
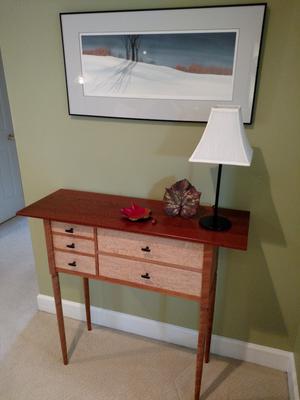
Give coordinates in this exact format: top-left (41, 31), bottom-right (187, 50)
top-left (200, 215), bottom-right (232, 231)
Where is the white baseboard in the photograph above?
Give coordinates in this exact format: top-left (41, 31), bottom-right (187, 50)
top-left (37, 294), bottom-right (299, 400)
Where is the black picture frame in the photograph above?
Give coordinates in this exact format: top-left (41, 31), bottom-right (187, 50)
top-left (60, 4), bottom-right (266, 123)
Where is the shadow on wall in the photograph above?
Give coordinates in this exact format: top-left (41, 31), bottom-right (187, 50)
top-left (90, 145), bottom-right (290, 340)
top-left (140, 144), bottom-right (289, 339)
top-left (148, 176), bottom-right (178, 200)
top-left (214, 147), bottom-right (289, 346)
top-left (220, 147), bottom-right (286, 245)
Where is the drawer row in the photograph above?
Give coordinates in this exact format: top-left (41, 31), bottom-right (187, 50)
top-left (51, 221), bottom-right (204, 298)
top-left (54, 250), bottom-right (202, 297)
top-left (51, 222), bottom-right (204, 270)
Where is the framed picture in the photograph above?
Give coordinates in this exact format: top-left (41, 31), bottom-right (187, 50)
top-left (60, 4), bottom-right (266, 123)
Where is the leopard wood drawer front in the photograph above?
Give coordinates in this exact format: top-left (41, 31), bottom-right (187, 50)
top-left (51, 221), bottom-right (94, 238)
top-left (52, 234), bottom-right (95, 255)
top-left (97, 228), bottom-right (203, 270)
top-left (55, 251), bottom-right (96, 275)
top-left (99, 254), bottom-right (202, 297)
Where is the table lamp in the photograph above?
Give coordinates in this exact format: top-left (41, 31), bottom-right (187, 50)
top-left (189, 106), bottom-right (253, 231)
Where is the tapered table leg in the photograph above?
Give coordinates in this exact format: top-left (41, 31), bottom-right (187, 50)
top-left (83, 277), bottom-right (92, 331)
top-left (194, 305), bottom-right (209, 400)
top-left (51, 273), bottom-right (68, 365)
top-left (205, 276), bottom-right (217, 363)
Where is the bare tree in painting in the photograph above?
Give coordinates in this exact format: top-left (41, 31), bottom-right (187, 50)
top-left (123, 35), bottom-right (141, 61)
top-left (96, 34), bottom-right (142, 95)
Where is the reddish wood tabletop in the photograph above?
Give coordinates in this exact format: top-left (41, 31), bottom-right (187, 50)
top-left (17, 189), bottom-right (250, 250)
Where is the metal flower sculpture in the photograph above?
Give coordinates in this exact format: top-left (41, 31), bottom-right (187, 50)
top-left (163, 179), bottom-right (201, 218)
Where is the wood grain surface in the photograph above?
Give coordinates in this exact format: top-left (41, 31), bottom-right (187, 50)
top-left (98, 228), bottom-right (204, 270)
top-left (53, 234), bottom-right (95, 255)
top-left (99, 254), bottom-right (202, 297)
top-left (51, 220), bottom-right (94, 238)
top-left (54, 251), bottom-right (96, 275)
top-left (17, 189), bottom-right (250, 250)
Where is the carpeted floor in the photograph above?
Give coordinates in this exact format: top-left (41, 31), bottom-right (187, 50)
top-left (0, 312), bottom-right (289, 400)
top-left (0, 217), bottom-right (38, 361)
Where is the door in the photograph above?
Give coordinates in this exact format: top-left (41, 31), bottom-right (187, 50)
top-left (0, 51), bottom-right (24, 223)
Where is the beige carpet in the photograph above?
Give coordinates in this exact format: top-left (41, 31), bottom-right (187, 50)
top-left (0, 312), bottom-right (288, 400)
top-left (0, 217), bottom-right (38, 360)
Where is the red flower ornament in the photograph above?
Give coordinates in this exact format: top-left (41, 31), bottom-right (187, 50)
top-left (121, 203), bottom-right (152, 221)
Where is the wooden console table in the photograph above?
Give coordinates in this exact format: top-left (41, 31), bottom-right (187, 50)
top-left (17, 189), bottom-right (250, 399)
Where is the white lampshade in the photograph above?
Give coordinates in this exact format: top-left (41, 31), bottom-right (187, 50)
top-left (189, 106), bottom-right (253, 166)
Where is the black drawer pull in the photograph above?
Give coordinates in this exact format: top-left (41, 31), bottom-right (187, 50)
top-left (68, 261), bottom-right (76, 267)
top-left (141, 246), bottom-right (151, 252)
top-left (141, 272), bottom-right (150, 280)
top-left (66, 243), bottom-right (75, 249)
top-left (65, 228), bottom-right (74, 233)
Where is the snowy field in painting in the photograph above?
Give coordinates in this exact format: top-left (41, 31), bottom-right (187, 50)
top-left (81, 55), bottom-right (233, 100)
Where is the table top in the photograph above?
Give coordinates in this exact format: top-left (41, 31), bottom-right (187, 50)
top-left (17, 189), bottom-right (250, 250)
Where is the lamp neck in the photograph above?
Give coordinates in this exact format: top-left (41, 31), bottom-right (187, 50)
top-left (199, 163), bottom-right (231, 231)
top-left (214, 164), bottom-right (223, 219)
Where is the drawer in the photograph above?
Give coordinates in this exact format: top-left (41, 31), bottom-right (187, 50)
top-left (99, 254), bottom-right (202, 297)
top-left (52, 234), bottom-right (95, 255)
top-left (54, 251), bottom-right (96, 275)
top-left (98, 228), bottom-right (203, 270)
top-left (51, 221), bottom-right (94, 238)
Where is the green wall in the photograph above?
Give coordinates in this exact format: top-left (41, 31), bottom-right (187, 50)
top-left (0, 0), bottom-right (299, 387)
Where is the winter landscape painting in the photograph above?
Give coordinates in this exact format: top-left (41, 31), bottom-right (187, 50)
top-left (61, 5), bottom-right (266, 121)
top-left (80, 31), bottom-right (237, 100)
